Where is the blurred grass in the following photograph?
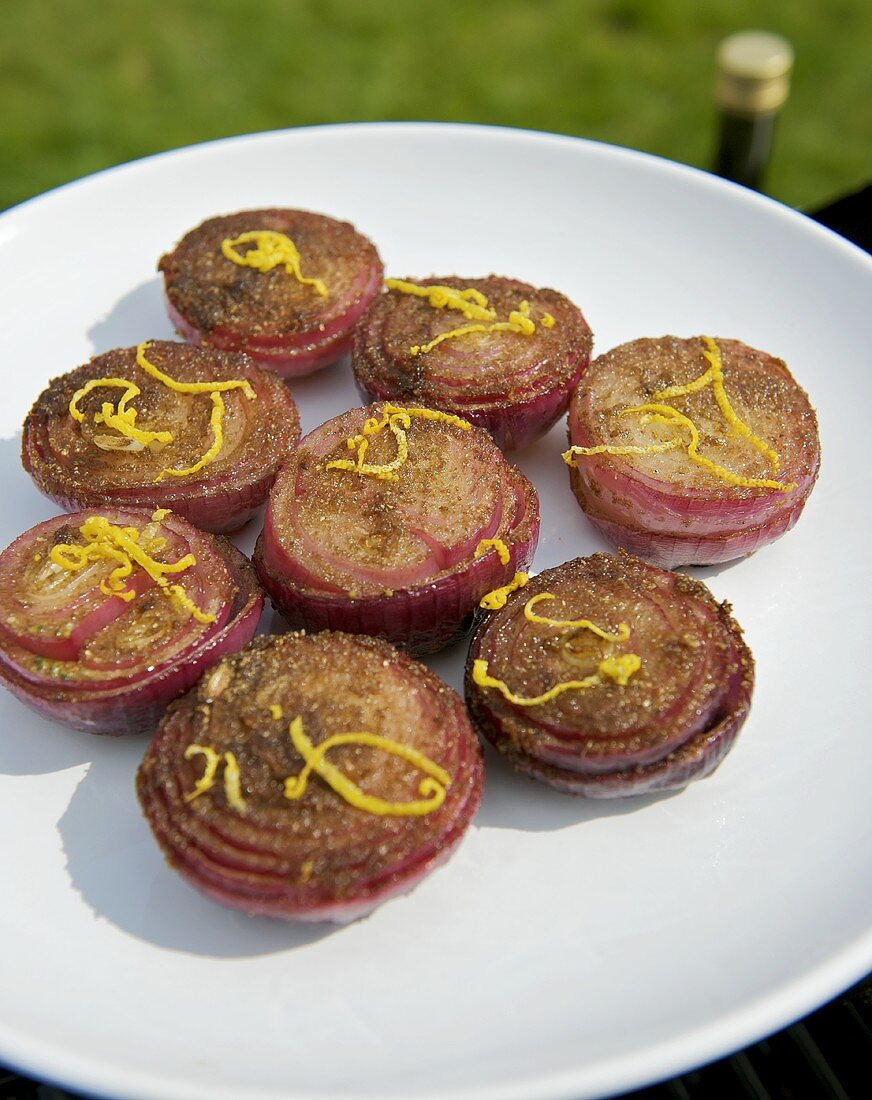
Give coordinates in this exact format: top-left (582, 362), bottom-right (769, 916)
top-left (1, 0), bottom-right (869, 212)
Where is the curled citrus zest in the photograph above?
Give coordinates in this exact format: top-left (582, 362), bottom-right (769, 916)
top-left (155, 392), bottom-right (225, 483)
top-left (474, 538), bottom-right (511, 565)
top-left (134, 342), bottom-right (256, 399)
top-left (386, 280), bottom-right (556, 355)
top-left (655, 337), bottom-right (781, 471)
top-left (480, 573), bottom-right (529, 610)
top-left (385, 279), bottom-right (496, 321)
top-left (472, 654), bottom-right (641, 706)
top-left (523, 593), bottom-right (631, 641)
top-left (221, 751), bottom-right (247, 813)
top-left (183, 745), bottom-right (247, 812)
top-left (269, 704), bottom-right (284, 720)
top-left (619, 403), bottom-right (797, 491)
top-left (183, 745), bottom-right (221, 802)
top-left (67, 341), bottom-right (256, 476)
top-left (48, 510), bottom-right (216, 622)
top-left (283, 717), bottom-right (451, 817)
top-left (563, 439), bottom-right (682, 465)
top-left (70, 378), bottom-right (173, 452)
top-left (565, 337), bottom-right (797, 491)
top-left (326, 403), bottom-right (471, 481)
top-left (221, 230), bottom-right (328, 296)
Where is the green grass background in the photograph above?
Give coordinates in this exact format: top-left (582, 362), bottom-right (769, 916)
top-left (2, 0), bottom-right (869, 212)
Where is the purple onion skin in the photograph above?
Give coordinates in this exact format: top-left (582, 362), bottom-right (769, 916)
top-left (165, 777), bottom-right (481, 923)
top-left (355, 351), bottom-right (589, 453)
top-left (253, 509), bottom-right (539, 657)
top-left (470, 665), bottom-right (752, 798)
top-left (570, 465), bottom-right (814, 569)
top-left (0, 547), bottom-right (264, 736)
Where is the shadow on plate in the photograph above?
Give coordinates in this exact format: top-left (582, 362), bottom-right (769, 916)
top-left (58, 747), bottom-right (339, 958)
top-left (87, 278), bottom-right (174, 354)
top-left (475, 740), bottom-right (677, 831)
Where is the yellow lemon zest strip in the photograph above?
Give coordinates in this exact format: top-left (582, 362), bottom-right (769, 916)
top-left (325, 404), bottom-right (471, 481)
top-left (562, 438), bottom-right (682, 466)
top-left (386, 280), bottom-right (554, 355)
top-left (410, 300), bottom-right (546, 356)
top-left (269, 704), bottom-right (284, 720)
top-left (385, 278), bottom-right (497, 321)
top-left (183, 745), bottom-right (222, 802)
top-left (155, 392), bottom-right (225, 483)
top-left (69, 378), bottom-right (173, 451)
top-left (620, 403), bottom-right (797, 491)
top-left (563, 338), bottom-right (797, 491)
top-left (135, 341), bottom-right (256, 399)
top-left (222, 230), bottom-right (328, 296)
top-left (523, 593), bottom-right (631, 641)
top-left (472, 654), bottom-right (641, 706)
top-left (48, 511), bottom-right (216, 622)
top-left (283, 717), bottom-right (451, 817)
top-left (479, 573), bottom-right (529, 610)
top-left (183, 746), bottom-right (247, 812)
top-left (221, 751), bottom-right (247, 813)
top-left (653, 337), bottom-right (781, 471)
top-left (474, 538), bottom-right (511, 565)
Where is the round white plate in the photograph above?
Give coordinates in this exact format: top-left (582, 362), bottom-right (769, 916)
top-left (0, 123), bottom-right (869, 1100)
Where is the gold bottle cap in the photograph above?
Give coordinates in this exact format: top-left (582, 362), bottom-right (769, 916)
top-left (716, 31), bottom-right (794, 115)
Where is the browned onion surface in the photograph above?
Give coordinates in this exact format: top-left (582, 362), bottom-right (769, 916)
top-left (22, 341), bottom-right (300, 533)
top-left (566, 336), bottom-right (820, 567)
top-left (136, 631), bottom-right (484, 921)
top-left (254, 403), bottom-right (540, 654)
top-left (0, 508), bottom-right (263, 734)
top-left (159, 209), bottom-right (384, 376)
top-left (353, 276), bottom-right (593, 450)
top-left (465, 553), bottom-right (754, 797)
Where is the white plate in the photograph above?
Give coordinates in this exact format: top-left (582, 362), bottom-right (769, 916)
top-left (0, 123), bottom-right (870, 1100)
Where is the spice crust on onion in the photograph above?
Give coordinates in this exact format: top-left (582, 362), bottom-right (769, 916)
top-left (136, 631), bottom-right (484, 921)
top-left (254, 402), bottom-right (539, 654)
top-left (565, 336), bottom-right (820, 568)
top-left (160, 209), bottom-right (384, 377)
top-left (0, 507), bottom-right (263, 734)
top-left (353, 275), bottom-right (593, 450)
top-left (22, 340), bottom-right (300, 533)
top-left (465, 553), bottom-right (754, 797)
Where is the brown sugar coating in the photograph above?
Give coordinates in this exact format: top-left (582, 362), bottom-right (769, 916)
top-left (160, 209), bottom-right (382, 340)
top-left (137, 632), bottom-right (484, 913)
top-left (465, 553), bottom-right (754, 796)
top-left (354, 275), bottom-right (592, 409)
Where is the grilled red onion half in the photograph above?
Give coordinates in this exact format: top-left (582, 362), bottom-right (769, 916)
top-left (160, 209), bottom-right (384, 377)
top-left (353, 276), bottom-right (593, 450)
top-left (465, 554), bottom-right (754, 797)
top-left (253, 403), bottom-right (540, 654)
top-left (0, 508), bottom-right (263, 735)
top-left (137, 631), bottom-right (484, 922)
top-left (22, 341), bottom-right (300, 534)
top-left (566, 336), bottom-right (820, 568)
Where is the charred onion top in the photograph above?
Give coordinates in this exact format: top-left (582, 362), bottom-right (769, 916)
top-left (159, 209), bottom-right (383, 342)
top-left (354, 275), bottom-right (592, 413)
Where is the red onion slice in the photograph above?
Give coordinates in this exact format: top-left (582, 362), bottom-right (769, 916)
top-left (0, 508), bottom-right (263, 734)
top-left (22, 341), bottom-right (300, 533)
top-left (254, 403), bottom-right (539, 654)
top-left (136, 632), bottom-right (484, 922)
top-left (352, 275), bottom-right (593, 450)
top-left (160, 210), bottom-right (384, 378)
top-left (465, 553), bottom-right (754, 797)
top-left (566, 336), bottom-right (821, 567)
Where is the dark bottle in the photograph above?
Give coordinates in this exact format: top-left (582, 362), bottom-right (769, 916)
top-left (713, 31), bottom-right (793, 191)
